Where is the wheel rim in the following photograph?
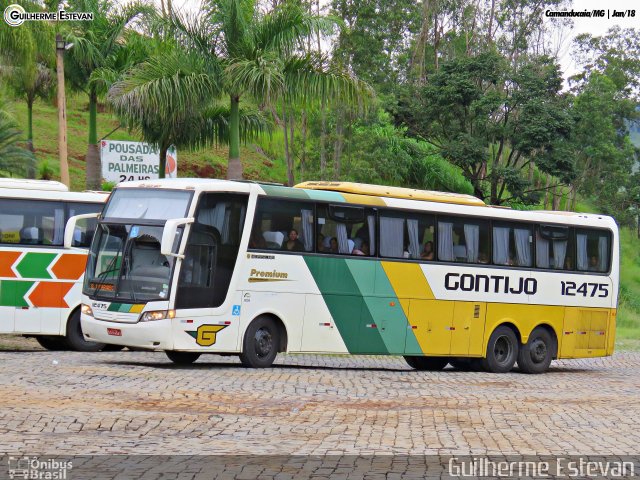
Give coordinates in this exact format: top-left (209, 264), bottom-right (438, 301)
top-left (494, 335), bottom-right (513, 365)
top-left (254, 327), bottom-right (273, 358)
top-left (529, 337), bottom-right (548, 364)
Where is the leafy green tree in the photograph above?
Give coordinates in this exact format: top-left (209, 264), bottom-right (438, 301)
top-left (108, 53), bottom-right (270, 177)
top-left (63, 0), bottom-right (154, 189)
top-left (395, 51), bottom-right (572, 205)
top-left (157, 0), bottom-right (370, 180)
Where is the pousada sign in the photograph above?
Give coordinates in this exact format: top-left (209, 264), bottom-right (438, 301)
top-left (100, 140), bottom-right (177, 183)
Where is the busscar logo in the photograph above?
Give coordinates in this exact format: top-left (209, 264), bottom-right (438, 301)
top-left (3, 3), bottom-right (93, 26)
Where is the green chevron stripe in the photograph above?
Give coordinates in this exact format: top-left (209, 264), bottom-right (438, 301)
top-left (15, 253), bottom-right (57, 279)
top-left (0, 280), bottom-right (33, 307)
top-left (304, 256), bottom-right (388, 354)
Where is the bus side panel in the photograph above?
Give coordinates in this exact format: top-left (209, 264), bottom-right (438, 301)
top-left (560, 307), bottom-right (610, 358)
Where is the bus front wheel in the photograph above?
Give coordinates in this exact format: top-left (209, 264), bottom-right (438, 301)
top-left (517, 327), bottom-right (554, 374)
top-left (239, 316), bottom-right (279, 368)
top-left (166, 351), bottom-right (201, 365)
top-left (404, 356), bottom-right (448, 371)
top-left (64, 310), bottom-right (105, 352)
top-left (482, 326), bottom-right (518, 373)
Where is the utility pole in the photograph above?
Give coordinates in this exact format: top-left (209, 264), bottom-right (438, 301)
top-left (56, 34), bottom-right (70, 188)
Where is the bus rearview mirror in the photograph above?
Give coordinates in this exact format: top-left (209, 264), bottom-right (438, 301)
top-left (161, 217), bottom-right (194, 258)
top-left (64, 213), bottom-right (100, 249)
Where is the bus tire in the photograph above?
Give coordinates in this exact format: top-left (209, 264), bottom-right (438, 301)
top-left (64, 310), bottom-right (105, 352)
top-left (35, 336), bottom-right (68, 351)
top-left (517, 327), bottom-right (554, 374)
top-left (404, 356), bottom-right (448, 371)
top-left (239, 316), bottom-right (279, 368)
top-left (166, 351), bottom-right (201, 365)
top-left (482, 326), bottom-right (518, 373)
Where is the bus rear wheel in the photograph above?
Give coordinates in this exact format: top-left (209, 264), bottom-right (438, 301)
top-left (404, 356), bottom-right (449, 371)
top-left (239, 316), bottom-right (279, 368)
top-left (35, 336), bottom-right (68, 351)
top-left (482, 326), bottom-right (518, 373)
top-left (517, 327), bottom-right (554, 374)
top-left (64, 310), bottom-right (105, 352)
top-left (166, 351), bottom-right (201, 365)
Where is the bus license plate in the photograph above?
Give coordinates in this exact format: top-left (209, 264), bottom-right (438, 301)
top-left (107, 328), bottom-right (122, 337)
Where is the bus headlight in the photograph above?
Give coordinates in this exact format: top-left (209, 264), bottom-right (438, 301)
top-left (81, 304), bottom-right (94, 317)
top-left (139, 310), bottom-right (176, 322)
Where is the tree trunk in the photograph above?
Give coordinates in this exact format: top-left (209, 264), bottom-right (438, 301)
top-left (552, 182), bottom-right (561, 210)
top-left (26, 98), bottom-right (34, 153)
top-left (300, 110), bottom-right (307, 182)
top-left (159, 143), bottom-right (168, 179)
top-left (85, 88), bottom-right (101, 190)
top-left (283, 105), bottom-right (294, 187)
top-left (333, 108), bottom-right (344, 180)
top-left (320, 97), bottom-right (327, 180)
top-left (227, 95), bottom-right (243, 180)
top-left (543, 174), bottom-right (551, 209)
top-left (410, 0), bottom-right (431, 84)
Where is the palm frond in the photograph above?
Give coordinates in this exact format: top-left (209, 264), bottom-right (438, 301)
top-left (225, 54), bottom-right (285, 101)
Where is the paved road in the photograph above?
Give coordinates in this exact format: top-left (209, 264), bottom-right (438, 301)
top-left (0, 349), bottom-right (638, 456)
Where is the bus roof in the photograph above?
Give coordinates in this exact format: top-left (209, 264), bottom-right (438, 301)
top-left (295, 181), bottom-right (486, 207)
top-left (0, 178), bottom-right (68, 191)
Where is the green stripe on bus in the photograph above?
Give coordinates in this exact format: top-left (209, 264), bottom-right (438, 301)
top-left (15, 252), bottom-right (57, 279)
top-left (0, 280), bottom-right (33, 307)
top-left (260, 185), bottom-right (310, 199)
top-left (303, 190), bottom-right (345, 202)
top-left (303, 256), bottom-right (388, 354)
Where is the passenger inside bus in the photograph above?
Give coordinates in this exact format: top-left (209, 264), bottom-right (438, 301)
top-left (281, 229), bottom-right (304, 252)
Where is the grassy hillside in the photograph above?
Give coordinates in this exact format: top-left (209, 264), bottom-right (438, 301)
top-left (7, 95), bottom-right (288, 190)
top-left (5, 95), bottom-right (640, 350)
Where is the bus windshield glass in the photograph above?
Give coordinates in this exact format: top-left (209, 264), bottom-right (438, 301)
top-left (84, 223), bottom-right (181, 301)
top-left (104, 189), bottom-right (192, 220)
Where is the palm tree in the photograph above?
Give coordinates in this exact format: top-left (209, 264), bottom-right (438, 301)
top-left (1, 64), bottom-right (54, 154)
top-left (0, 0), bottom-right (55, 170)
top-left (108, 52), bottom-right (270, 176)
top-left (138, 0), bottom-right (370, 179)
top-left (0, 98), bottom-right (37, 178)
top-left (63, 0), bottom-right (154, 189)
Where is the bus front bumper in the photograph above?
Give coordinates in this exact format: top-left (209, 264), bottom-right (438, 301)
top-left (81, 314), bottom-right (174, 350)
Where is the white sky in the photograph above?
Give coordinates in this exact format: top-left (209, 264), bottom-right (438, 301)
top-left (161, 0), bottom-right (639, 83)
top-left (555, 0), bottom-right (639, 81)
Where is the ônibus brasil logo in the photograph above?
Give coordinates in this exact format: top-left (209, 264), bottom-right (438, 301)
top-left (4, 3), bottom-right (93, 26)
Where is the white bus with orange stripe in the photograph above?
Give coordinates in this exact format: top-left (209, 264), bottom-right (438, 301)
top-left (0, 179), bottom-right (108, 351)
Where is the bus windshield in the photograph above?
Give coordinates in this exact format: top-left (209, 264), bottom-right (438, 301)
top-left (84, 223), bottom-right (181, 301)
top-left (104, 189), bottom-right (192, 220)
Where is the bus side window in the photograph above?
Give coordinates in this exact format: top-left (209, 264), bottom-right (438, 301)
top-left (437, 217), bottom-right (489, 264)
top-left (251, 198), bottom-right (314, 252)
top-left (576, 229), bottom-right (610, 273)
top-left (0, 198), bottom-right (65, 245)
top-left (492, 223), bottom-right (532, 267)
top-left (379, 211), bottom-right (434, 260)
top-left (536, 225), bottom-right (575, 271)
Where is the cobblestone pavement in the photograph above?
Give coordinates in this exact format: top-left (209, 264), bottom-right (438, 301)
top-left (0, 349), bottom-right (639, 456)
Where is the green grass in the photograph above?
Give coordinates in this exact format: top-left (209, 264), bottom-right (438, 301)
top-left (617, 227), bottom-right (640, 342)
top-left (6, 95), bottom-right (288, 190)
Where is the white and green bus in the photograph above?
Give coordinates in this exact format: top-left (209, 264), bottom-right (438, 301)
top-left (75, 179), bottom-right (618, 373)
top-left (0, 179), bottom-right (108, 351)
